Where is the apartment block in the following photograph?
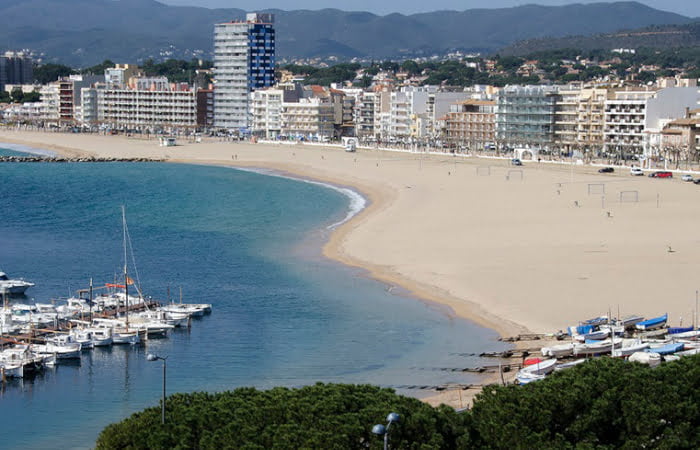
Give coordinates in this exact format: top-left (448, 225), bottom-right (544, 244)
top-left (496, 85), bottom-right (558, 149)
top-left (81, 78), bottom-right (196, 127)
top-left (574, 88), bottom-right (608, 153)
top-left (250, 87), bottom-right (284, 138)
top-left (443, 100), bottom-right (496, 150)
top-left (0, 51), bottom-right (33, 91)
top-left (281, 97), bottom-right (334, 139)
top-left (604, 86), bottom-right (700, 157)
top-left (214, 12), bottom-right (275, 131)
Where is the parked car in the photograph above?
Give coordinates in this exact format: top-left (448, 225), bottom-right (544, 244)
top-left (694, 179), bottom-right (700, 185)
top-left (630, 167), bottom-right (644, 176)
top-left (681, 174), bottom-right (694, 182)
top-left (649, 171), bottom-right (673, 178)
top-left (598, 167), bottom-right (614, 173)
top-left (511, 158), bottom-right (522, 166)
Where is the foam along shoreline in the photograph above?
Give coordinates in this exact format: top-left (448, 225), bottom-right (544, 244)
top-left (227, 166), bottom-right (368, 230)
top-left (0, 141), bottom-right (57, 157)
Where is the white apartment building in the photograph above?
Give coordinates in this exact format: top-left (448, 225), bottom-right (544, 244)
top-left (354, 91), bottom-right (376, 139)
top-left (281, 97), bottom-right (334, 139)
top-left (81, 82), bottom-right (196, 127)
top-left (250, 88), bottom-right (283, 138)
top-left (604, 86), bottom-right (700, 158)
top-left (1, 101), bottom-right (43, 122)
top-left (389, 88), bottom-right (429, 140)
top-left (39, 83), bottom-right (59, 121)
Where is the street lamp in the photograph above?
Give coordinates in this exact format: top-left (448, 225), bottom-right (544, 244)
top-left (147, 353), bottom-right (167, 425)
top-left (372, 412), bottom-right (400, 450)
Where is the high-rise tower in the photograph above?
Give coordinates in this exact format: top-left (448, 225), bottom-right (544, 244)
top-left (213, 13), bottom-right (275, 131)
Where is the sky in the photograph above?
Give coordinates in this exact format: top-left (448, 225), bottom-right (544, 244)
top-left (158, 0), bottom-right (700, 18)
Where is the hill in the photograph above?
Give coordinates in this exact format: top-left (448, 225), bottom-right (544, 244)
top-left (0, 0), bottom-right (692, 66)
top-left (499, 21), bottom-right (700, 56)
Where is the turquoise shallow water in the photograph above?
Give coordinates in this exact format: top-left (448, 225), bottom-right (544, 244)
top-left (0, 146), bottom-right (509, 448)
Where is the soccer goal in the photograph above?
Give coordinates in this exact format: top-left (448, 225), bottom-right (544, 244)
top-left (619, 190), bottom-right (639, 203)
top-left (506, 169), bottom-right (523, 181)
top-left (587, 183), bottom-right (605, 195)
top-left (476, 166), bottom-right (491, 176)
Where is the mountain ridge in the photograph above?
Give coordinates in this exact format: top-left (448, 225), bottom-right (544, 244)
top-left (0, 0), bottom-right (692, 65)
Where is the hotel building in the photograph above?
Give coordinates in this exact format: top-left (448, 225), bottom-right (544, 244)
top-left (213, 13), bottom-right (275, 131)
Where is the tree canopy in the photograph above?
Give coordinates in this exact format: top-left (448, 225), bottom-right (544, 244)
top-left (96, 383), bottom-right (466, 449)
top-left (97, 355), bottom-right (700, 449)
top-left (33, 63), bottom-right (75, 84)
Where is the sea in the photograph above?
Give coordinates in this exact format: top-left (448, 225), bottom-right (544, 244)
top-left (0, 144), bottom-right (509, 448)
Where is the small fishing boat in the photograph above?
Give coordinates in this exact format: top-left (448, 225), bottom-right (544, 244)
top-left (583, 316), bottom-right (608, 326)
top-left (635, 313), bottom-right (668, 331)
top-left (646, 342), bottom-right (684, 356)
top-left (554, 359), bottom-right (587, 371)
top-left (671, 330), bottom-right (700, 340)
top-left (541, 343), bottom-right (574, 358)
top-left (516, 358), bottom-right (557, 384)
top-left (574, 328), bottom-right (610, 342)
top-left (573, 339), bottom-right (619, 356)
top-left (617, 315), bottom-right (644, 329)
top-left (676, 347), bottom-right (700, 357)
top-left (612, 340), bottom-right (649, 357)
top-left (516, 371), bottom-right (545, 384)
top-left (668, 326), bottom-right (694, 335)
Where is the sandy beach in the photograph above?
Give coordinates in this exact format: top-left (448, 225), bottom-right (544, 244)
top-left (3, 129), bottom-right (700, 403)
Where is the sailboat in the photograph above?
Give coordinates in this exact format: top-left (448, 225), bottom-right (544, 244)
top-left (98, 206), bottom-right (141, 345)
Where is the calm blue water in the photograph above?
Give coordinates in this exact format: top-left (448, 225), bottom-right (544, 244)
top-left (0, 146), bottom-right (509, 448)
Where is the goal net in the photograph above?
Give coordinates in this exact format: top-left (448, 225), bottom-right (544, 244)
top-left (619, 190), bottom-right (639, 203)
top-left (587, 183), bottom-right (605, 195)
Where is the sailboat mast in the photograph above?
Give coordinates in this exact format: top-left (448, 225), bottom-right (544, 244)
top-left (89, 277), bottom-right (93, 322)
top-left (122, 205), bottom-right (129, 330)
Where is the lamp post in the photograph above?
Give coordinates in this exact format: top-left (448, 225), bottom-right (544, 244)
top-left (147, 353), bottom-right (167, 425)
top-left (372, 412), bottom-right (400, 450)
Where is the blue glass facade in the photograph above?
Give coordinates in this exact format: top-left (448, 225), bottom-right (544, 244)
top-left (248, 24), bottom-right (275, 90)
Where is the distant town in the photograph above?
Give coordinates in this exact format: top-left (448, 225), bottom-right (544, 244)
top-left (1, 12), bottom-right (700, 168)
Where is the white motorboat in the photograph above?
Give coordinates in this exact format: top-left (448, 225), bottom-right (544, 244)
top-left (88, 327), bottom-right (113, 347)
top-left (138, 309), bottom-right (189, 328)
top-left (92, 318), bottom-right (141, 345)
top-left (111, 330), bottom-right (141, 345)
top-left (33, 335), bottom-right (82, 360)
top-left (0, 271), bottom-right (35, 295)
top-left (68, 329), bottom-right (95, 350)
top-left (1, 361), bottom-right (24, 378)
top-left (160, 303), bottom-right (210, 318)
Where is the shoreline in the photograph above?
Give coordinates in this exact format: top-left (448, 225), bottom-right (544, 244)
top-left (9, 129), bottom-right (700, 405)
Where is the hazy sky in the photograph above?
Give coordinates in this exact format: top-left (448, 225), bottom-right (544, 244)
top-left (159, 0), bottom-right (700, 18)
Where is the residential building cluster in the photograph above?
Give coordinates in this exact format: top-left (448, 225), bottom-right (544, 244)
top-left (1, 12), bottom-right (700, 166)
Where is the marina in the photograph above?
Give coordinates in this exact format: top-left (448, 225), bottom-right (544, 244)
top-left (1, 281), bottom-right (213, 381)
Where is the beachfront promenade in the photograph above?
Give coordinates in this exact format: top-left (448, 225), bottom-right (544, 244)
top-left (2, 129), bottom-right (699, 339)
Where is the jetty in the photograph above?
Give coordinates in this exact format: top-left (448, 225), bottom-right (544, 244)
top-left (0, 156), bottom-right (163, 163)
